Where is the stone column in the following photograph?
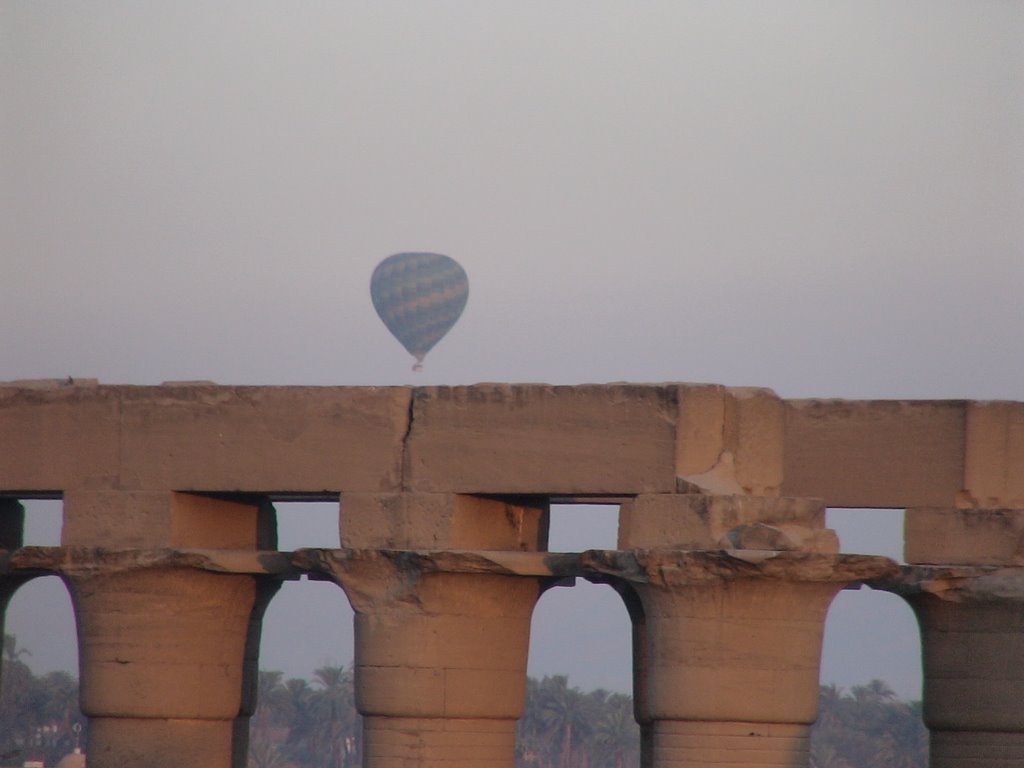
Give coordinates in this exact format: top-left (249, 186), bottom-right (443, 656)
top-left (909, 587), bottom-right (1024, 768)
top-left (302, 549), bottom-right (544, 768)
top-left (66, 560), bottom-right (257, 768)
top-left (899, 507), bottom-right (1024, 767)
top-left (613, 494), bottom-right (895, 768)
top-left (61, 492), bottom-right (270, 768)
top-left (318, 492), bottom-right (550, 768)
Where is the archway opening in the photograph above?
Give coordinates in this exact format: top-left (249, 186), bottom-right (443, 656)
top-left (815, 508), bottom-right (926, 767)
top-left (247, 499), bottom-right (357, 768)
top-left (520, 503), bottom-right (640, 767)
top-left (1, 574), bottom-right (85, 764)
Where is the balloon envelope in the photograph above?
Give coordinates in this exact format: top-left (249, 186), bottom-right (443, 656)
top-left (370, 252), bottom-right (469, 366)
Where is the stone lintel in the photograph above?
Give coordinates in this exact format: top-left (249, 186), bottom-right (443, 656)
top-left (782, 398), bottom-right (965, 507)
top-left (404, 384), bottom-right (678, 494)
top-left (962, 401), bottom-right (1024, 507)
top-left (3, 383), bottom-right (1024, 514)
top-left (676, 386), bottom-right (785, 496)
top-left (906, 507), bottom-right (1024, 566)
top-left (0, 385), bottom-right (120, 491)
top-left (118, 385), bottom-right (410, 492)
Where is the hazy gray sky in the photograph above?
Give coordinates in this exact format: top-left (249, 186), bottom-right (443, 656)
top-left (2, 2), bottom-right (1021, 700)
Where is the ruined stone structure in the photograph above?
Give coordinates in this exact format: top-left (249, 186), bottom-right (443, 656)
top-left (1, 381), bottom-right (1022, 767)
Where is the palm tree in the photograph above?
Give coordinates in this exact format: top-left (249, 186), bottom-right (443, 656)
top-left (248, 729), bottom-right (290, 768)
top-left (311, 665), bottom-right (358, 768)
top-left (591, 692), bottom-right (639, 768)
top-left (851, 679), bottom-right (896, 704)
top-left (870, 700), bottom-right (928, 768)
top-left (809, 741), bottom-right (851, 768)
top-left (538, 675), bottom-right (592, 768)
top-left (282, 677), bottom-right (316, 766)
top-left (254, 670), bottom-right (286, 728)
top-left (517, 677), bottom-right (546, 766)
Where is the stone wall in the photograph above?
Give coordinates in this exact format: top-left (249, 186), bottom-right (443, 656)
top-left (1, 381), bottom-right (1022, 767)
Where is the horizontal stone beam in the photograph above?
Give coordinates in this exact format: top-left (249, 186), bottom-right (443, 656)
top-left (782, 398), bottom-right (966, 507)
top-left (2, 382), bottom-right (1023, 509)
top-left (404, 384), bottom-right (679, 494)
top-left (0, 546), bottom-right (898, 586)
top-left (0, 383), bottom-right (410, 495)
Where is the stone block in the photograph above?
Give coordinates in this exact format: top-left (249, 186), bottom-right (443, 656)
top-left (676, 386), bottom-right (784, 496)
top-left (619, 494), bottom-right (833, 553)
top-left (727, 387), bottom-right (785, 495)
top-left (341, 492), bottom-right (547, 550)
top-left (119, 385), bottom-right (409, 493)
top-left (63, 490), bottom-right (262, 548)
top-left (640, 580), bottom-right (840, 723)
top-left (362, 716), bottom-right (516, 766)
top-left (356, 666), bottom-right (524, 719)
top-left (0, 385), bottom-right (119, 492)
top-left (356, 665), bottom-right (446, 717)
top-left (344, 570), bottom-right (536, 722)
top-left (405, 384), bottom-right (677, 494)
top-left (675, 385), bottom-right (727, 479)
top-left (905, 508), bottom-right (1024, 565)
top-left (650, 721), bottom-right (809, 768)
top-left (355, 612), bottom-right (531, 669)
top-left (963, 401), bottom-right (1024, 507)
top-left (783, 399), bottom-right (965, 507)
top-left (73, 568), bottom-right (255, 719)
top-left (86, 718), bottom-right (232, 768)
top-left (912, 596), bottom-right (1024, 732)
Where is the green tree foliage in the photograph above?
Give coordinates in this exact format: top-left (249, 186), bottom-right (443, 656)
top-left (810, 680), bottom-right (929, 768)
top-left (0, 635), bottom-right (87, 766)
top-left (248, 671), bottom-right (926, 768)
top-left (0, 640), bottom-right (928, 768)
top-left (249, 665), bottom-right (362, 768)
top-left (517, 675), bottom-right (641, 768)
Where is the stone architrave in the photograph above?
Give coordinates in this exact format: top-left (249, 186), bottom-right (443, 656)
top-left (6, 381), bottom-right (1024, 766)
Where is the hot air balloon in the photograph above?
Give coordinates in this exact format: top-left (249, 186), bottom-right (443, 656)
top-left (370, 252), bottom-right (469, 371)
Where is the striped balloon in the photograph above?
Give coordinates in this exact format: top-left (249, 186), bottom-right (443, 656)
top-left (370, 252), bottom-right (469, 370)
